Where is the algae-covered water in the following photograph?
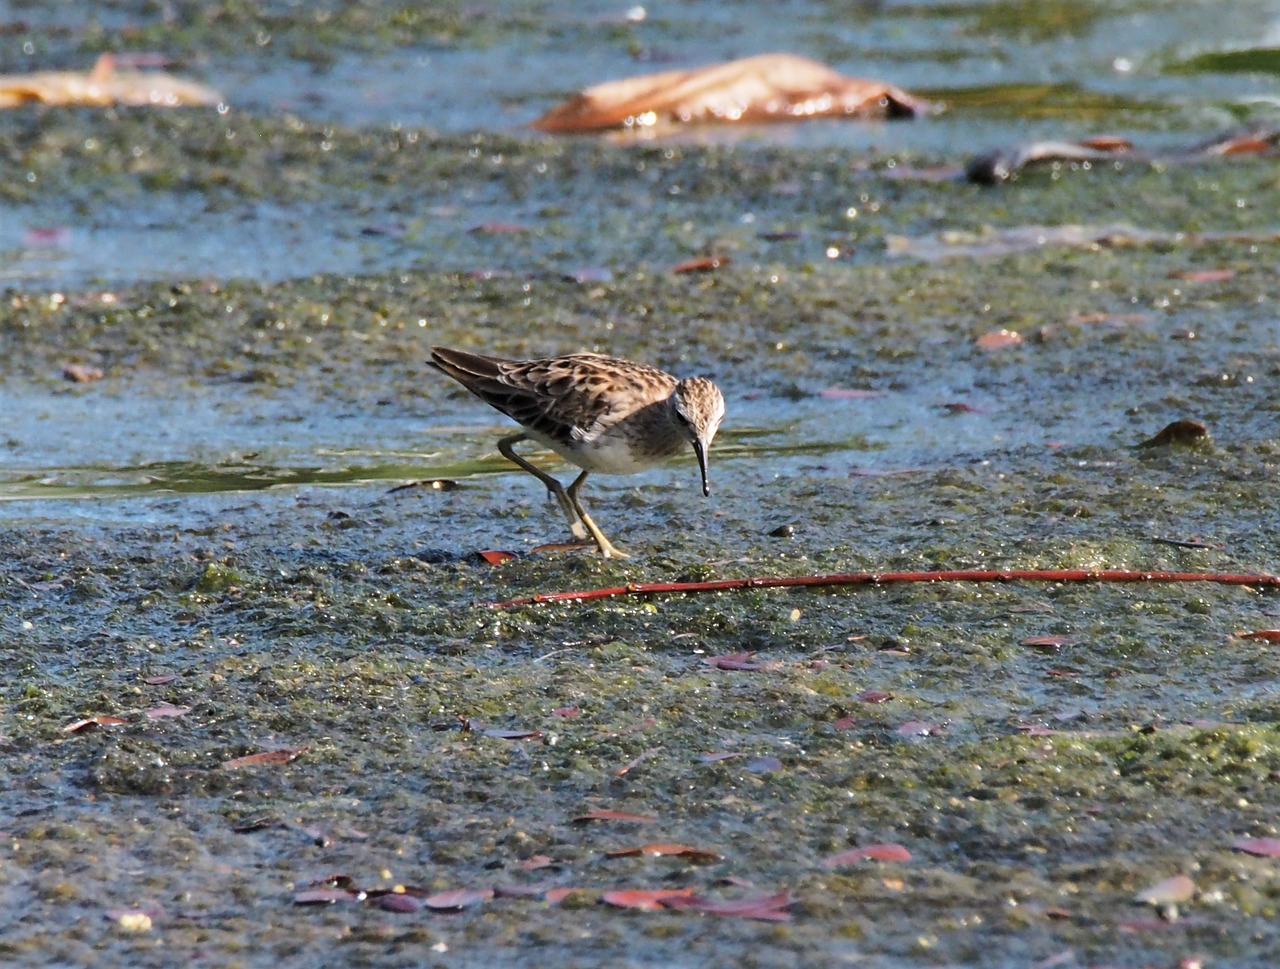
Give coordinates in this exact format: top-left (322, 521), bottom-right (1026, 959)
top-left (3, 2), bottom-right (1280, 967)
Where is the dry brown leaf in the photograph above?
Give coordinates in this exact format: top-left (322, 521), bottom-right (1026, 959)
top-left (605, 843), bottom-right (723, 861)
top-left (533, 53), bottom-right (929, 133)
top-left (222, 745), bottom-right (310, 769)
top-left (0, 54), bottom-right (220, 109)
top-left (64, 715), bottom-right (127, 733)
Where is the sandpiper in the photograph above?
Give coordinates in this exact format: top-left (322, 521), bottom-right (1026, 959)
top-left (430, 346), bottom-right (725, 558)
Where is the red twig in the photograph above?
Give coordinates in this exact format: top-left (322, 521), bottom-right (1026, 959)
top-left (485, 569), bottom-right (1280, 609)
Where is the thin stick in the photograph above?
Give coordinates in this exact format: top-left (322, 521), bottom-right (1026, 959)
top-left (485, 569), bottom-right (1280, 609)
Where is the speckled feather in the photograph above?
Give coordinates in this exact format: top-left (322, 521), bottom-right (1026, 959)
top-left (430, 346), bottom-right (724, 475)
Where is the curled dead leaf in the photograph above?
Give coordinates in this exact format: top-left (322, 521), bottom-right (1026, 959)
top-left (222, 745), bottom-right (310, 769)
top-left (601, 887), bottom-right (696, 911)
top-left (64, 715), bottom-right (127, 733)
top-left (532, 53), bottom-right (930, 134)
top-left (822, 843), bottom-right (912, 867)
top-left (423, 887), bottom-right (494, 911)
top-left (606, 843), bottom-right (724, 861)
top-left (1139, 419), bottom-right (1208, 448)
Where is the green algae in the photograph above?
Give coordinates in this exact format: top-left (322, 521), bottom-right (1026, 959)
top-left (3, 3), bottom-right (1280, 967)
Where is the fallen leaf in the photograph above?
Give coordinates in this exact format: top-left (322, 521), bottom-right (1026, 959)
top-left (660, 891), bottom-right (794, 921)
top-left (476, 549), bottom-right (518, 566)
top-left (975, 328), bottom-right (1023, 349)
top-left (24, 226), bottom-right (71, 247)
top-left (606, 844), bottom-right (724, 861)
top-left (423, 888), bottom-right (494, 911)
top-left (142, 674), bottom-right (181, 685)
top-left (832, 716), bottom-right (856, 730)
top-left (0, 54), bottom-right (221, 109)
top-left (372, 892), bottom-right (418, 913)
top-left (1134, 874), bottom-right (1195, 906)
top-left (64, 715), bottom-right (127, 733)
top-left (1138, 419), bottom-right (1208, 448)
top-left (544, 886), bottom-right (580, 904)
top-left (822, 843), bottom-right (911, 867)
top-left (144, 704), bottom-right (190, 720)
top-left (698, 751), bottom-right (745, 763)
top-left (518, 855), bottom-right (557, 871)
top-left (857, 689), bottom-right (893, 704)
top-left (819, 387), bottom-right (886, 400)
top-left (222, 745), bottom-right (310, 769)
top-left (1021, 635), bottom-right (1076, 651)
top-left (601, 887), bottom-right (697, 911)
top-left (1233, 837), bottom-right (1280, 857)
top-left (572, 809), bottom-right (658, 824)
top-left (1234, 629), bottom-right (1280, 641)
top-left (672, 255), bottom-right (730, 274)
top-left (942, 402), bottom-right (984, 413)
top-left (293, 888), bottom-right (360, 905)
top-left (1168, 268), bottom-right (1236, 282)
top-left (703, 652), bottom-right (762, 671)
top-left (62, 363), bottom-right (104, 383)
top-left (483, 728), bottom-right (543, 740)
top-left (552, 706), bottom-right (581, 718)
top-left (531, 53), bottom-right (929, 133)
top-left (896, 720), bottom-right (941, 738)
top-left (467, 222), bottom-right (530, 235)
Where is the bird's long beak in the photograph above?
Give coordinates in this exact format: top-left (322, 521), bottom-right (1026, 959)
top-left (694, 440), bottom-right (710, 497)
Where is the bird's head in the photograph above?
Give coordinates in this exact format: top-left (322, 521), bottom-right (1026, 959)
top-left (671, 377), bottom-right (725, 497)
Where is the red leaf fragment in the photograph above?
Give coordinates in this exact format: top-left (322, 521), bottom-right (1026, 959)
top-left (833, 716), bottom-right (856, 731)
top-left (672, 255), bottom-right (730, 274)
top-left (572, 809), bottom-right (658, 824)
top-left (857, 689), bottom-right (893, 704)
top-left (377, 893), bottom-right (422, 913)
top-left (62, 363), bottom-right (105, 383)
top-left (819, 387), bottom-right (886, 400)
top-left (1235, 629), bottom-right (1280, 641)
top-left (518, 855), bottom-right (557, 871)
top-left (142, 674), bottom-right (180, 685)
top-left (544, 887), bottom-right (579, 904)
top-left (476, 549), bottom-right (518, 566)
top-left (222, 745), bottom-right (310, 769)
top-left (64, 715), bottom-right (127, 733)
top-left (606, 843), bottom-right (723, 861)
top-left (1233, 837), bottom-right (1280, 857)
top-left (483, 728), bottom-right (544, 740)
top-left (294, 888), bottom-right (360, 905)
top-left (423, 888), bottom-right (494, 911)
top-left (1140, 419), bottom-right (1208, 448)
top-left (1021, 635), bottom-right (1076, 651)
top-left (942, 402), bottom-right (984, 413)
top-left (896, 720), bottom-right (941, 737)
top-left (822, 843), bottom-right (911, 867)
top-left (660, 891), bottom-right (794, 921)
top-left (144, 704), bottom-right (190, 720)
top-left (1134, 874), bottom-right (1195, 906)
top-left (552, 705), bottom-right (581, 718)
top-left (975, 328), bottom-right (1023, 349)
top-left (468, 222), bottom-right (530, 235)
top-left (601, 887), bottom-right (697, 911)
top-left (703, 652), bottom-right (762, 670)
top-left (1167, 268), bottom-right (1236, 283)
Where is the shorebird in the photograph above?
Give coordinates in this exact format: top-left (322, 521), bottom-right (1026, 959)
top-left (430, 346), bottom-right (725, 558)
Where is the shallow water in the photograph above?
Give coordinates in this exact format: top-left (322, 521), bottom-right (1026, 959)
top-left (4, 3), bottom-right (1280, 968)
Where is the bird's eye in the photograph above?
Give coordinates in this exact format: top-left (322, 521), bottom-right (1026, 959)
top-left (675, 411), bottom-right (691, 425)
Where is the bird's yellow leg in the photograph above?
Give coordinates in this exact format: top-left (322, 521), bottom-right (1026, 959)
top-left (497, 434), bottom-right (588, 540)
top-left (567, 471), bottom-right (629, 559)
